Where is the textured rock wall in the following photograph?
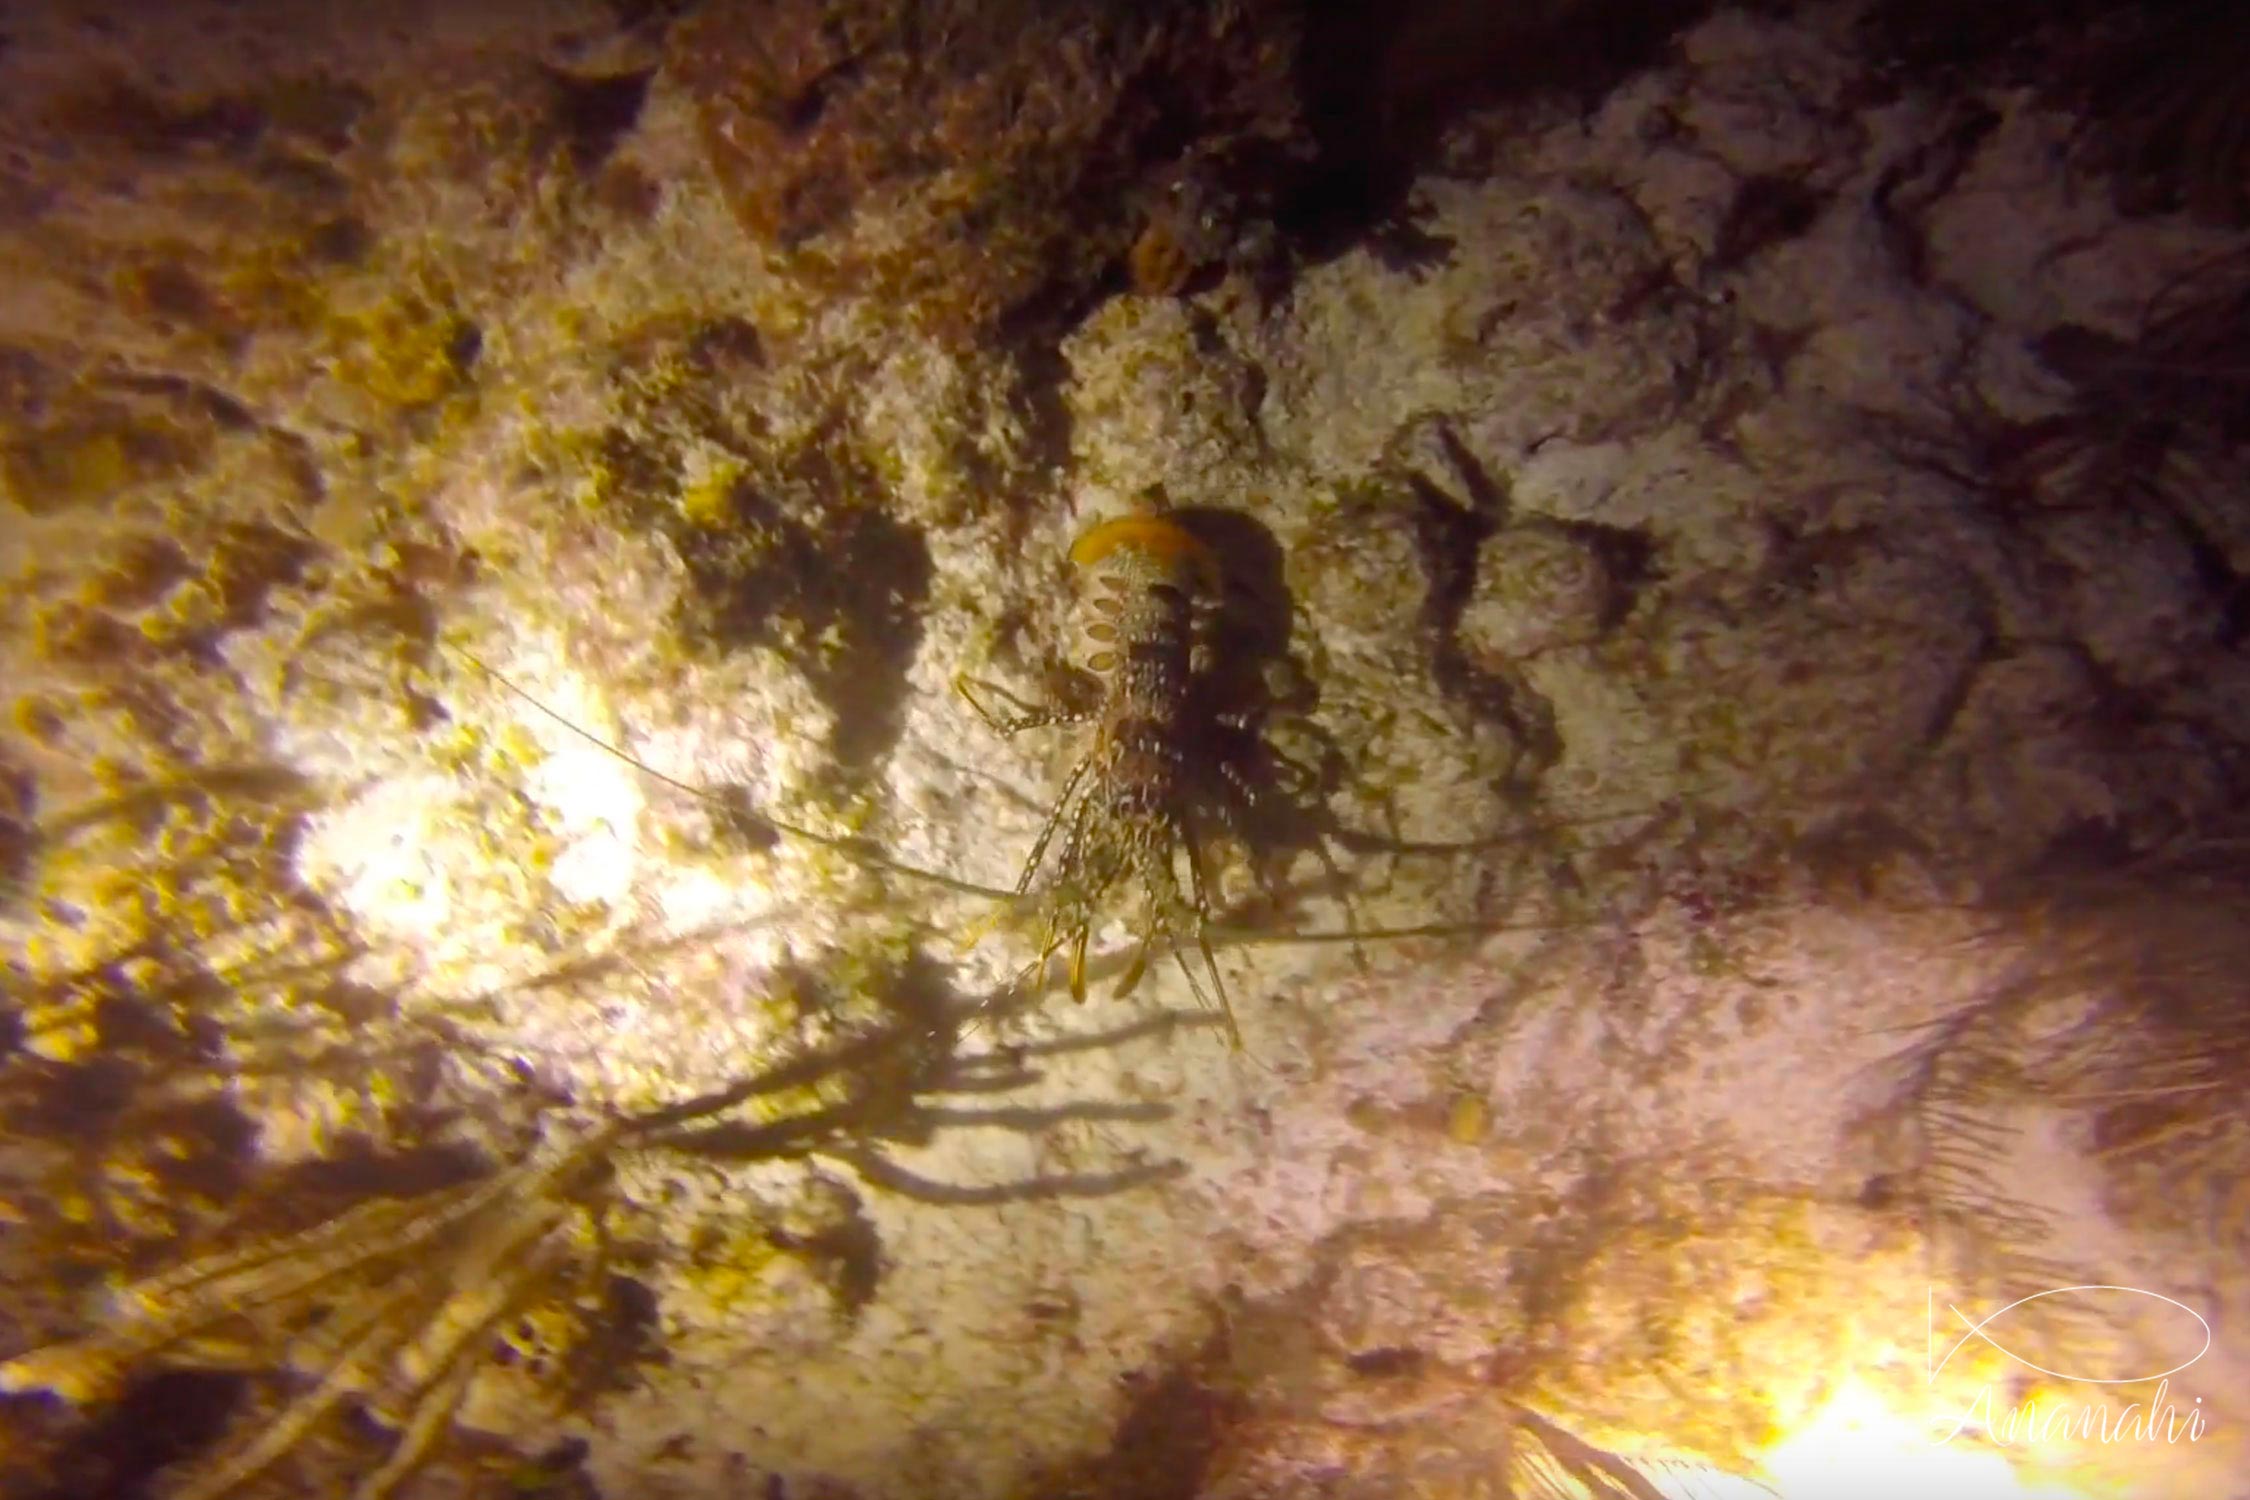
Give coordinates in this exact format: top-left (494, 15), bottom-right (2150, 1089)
top-left (1, 1), bottom-right (2245, 1498)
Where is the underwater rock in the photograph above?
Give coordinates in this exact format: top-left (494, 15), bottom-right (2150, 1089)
top-left (1458, 520), bottom-right (1618, 665)
top-left (3, 1), bottom-right (2249, 1497)
top-left (667, 0), bottom-right (1304, 341)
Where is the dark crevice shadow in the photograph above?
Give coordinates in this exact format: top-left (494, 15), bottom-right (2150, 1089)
top-left (1283, 0), bottom-right (1714, 265)
top-left (10, 1368), bottom-right (250, 1500)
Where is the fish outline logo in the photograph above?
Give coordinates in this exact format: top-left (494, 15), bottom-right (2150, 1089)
top-left (1929, 1284), bottom-right (2212, 1387)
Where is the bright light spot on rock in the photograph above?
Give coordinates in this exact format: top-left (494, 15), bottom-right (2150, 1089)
top-left (1759, 1380), bottom-right (2102, 1499)
top-left (658, 862), bottom-right (741, 929)
top-left (297, 772), bottom-right (459, 936)
top-left (525, 741), bottom-right (645, 907)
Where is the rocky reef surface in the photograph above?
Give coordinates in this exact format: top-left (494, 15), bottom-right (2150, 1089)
top-left (1, 1), bottom-right (2245, 1497)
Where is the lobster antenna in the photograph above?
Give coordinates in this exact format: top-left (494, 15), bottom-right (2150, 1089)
top-left (449, 645), bottom-right (1016, 902)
